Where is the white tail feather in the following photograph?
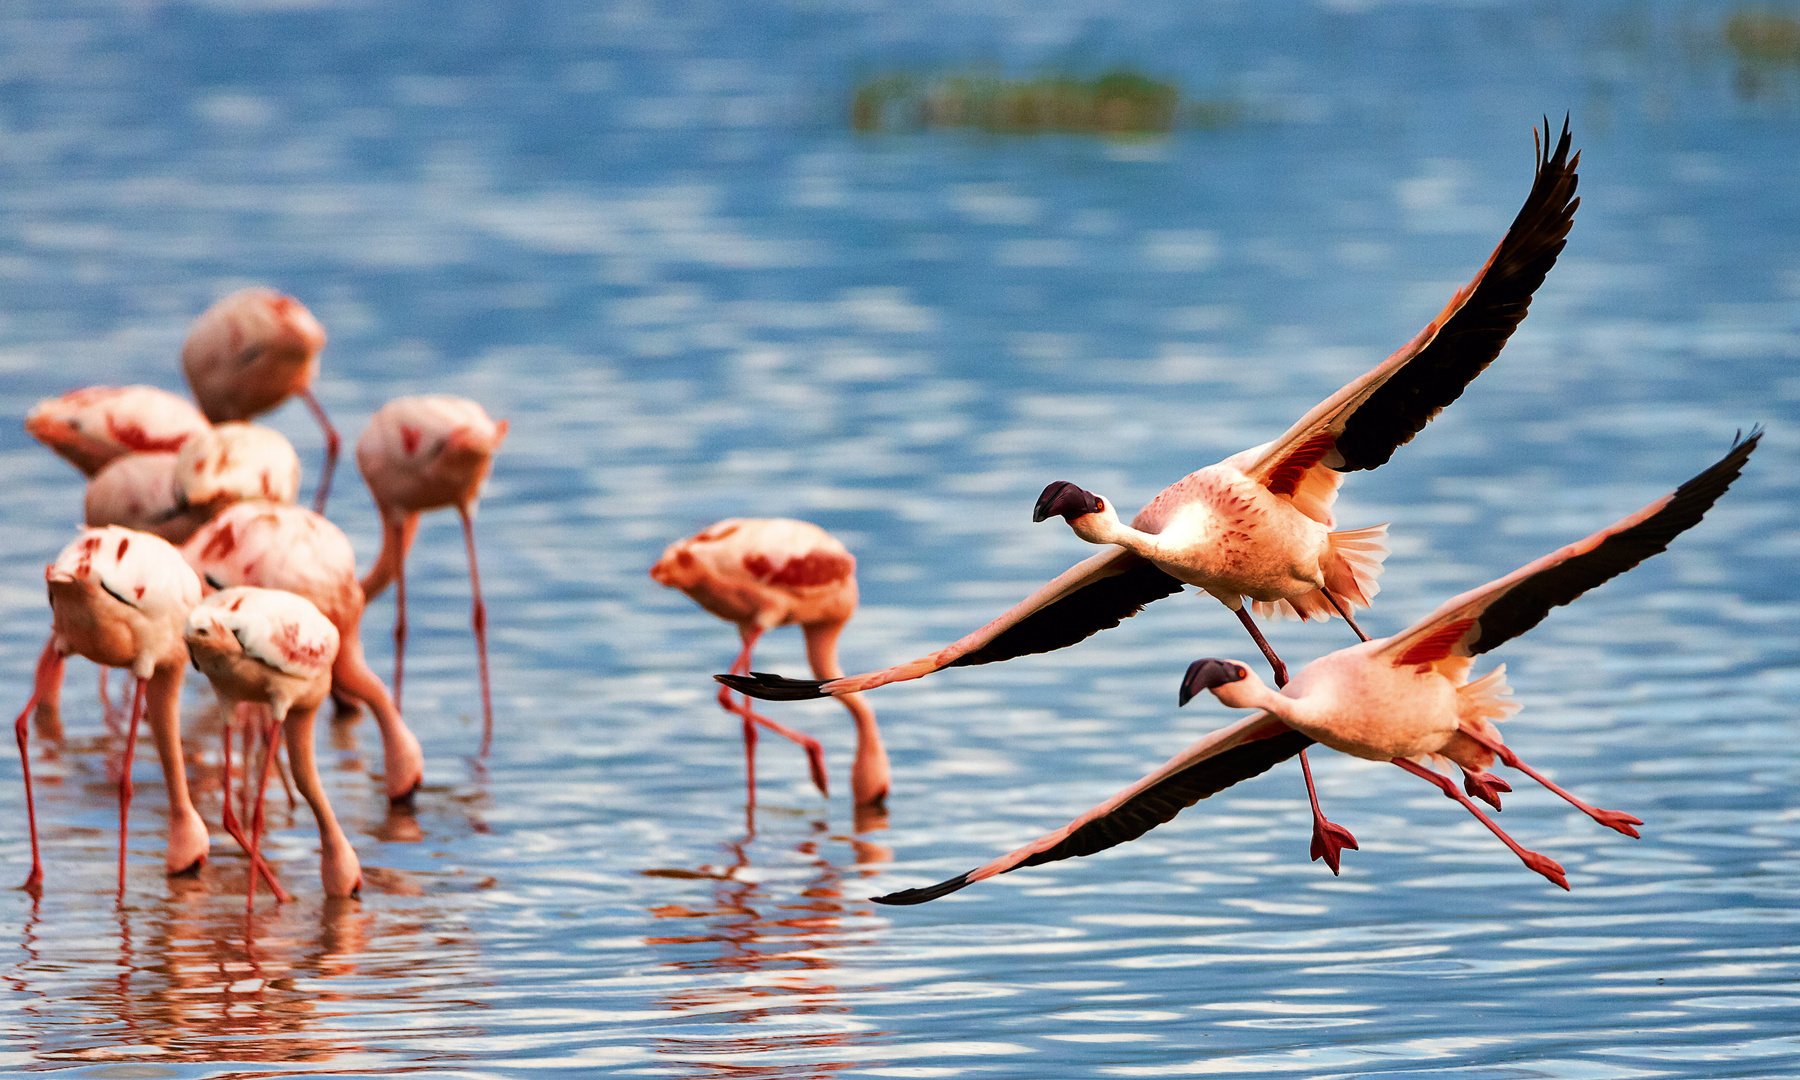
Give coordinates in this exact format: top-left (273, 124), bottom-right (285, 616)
top-left (1251, 522), bottom-right (1390, 623)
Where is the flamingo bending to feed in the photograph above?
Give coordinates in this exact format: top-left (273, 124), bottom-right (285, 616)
top-left (653, 519), bottom-right (890, 814)
top-left (184, 502), bottom-right (425, 804)
top-left (722, 118), bottom-right (1582, 872)
top-left (355, 395), bottom-right (508, 756)
top-left (181, 287), bottom-right (340, 512)
top-left (186, 587), bottom-right (361, 900)
top-left (34, 425), bottom-right (306, 734)
top-left (871, 433), bottom-right (1759, 905)
top-left (14, 527), bottom-right (210, 894)
top-left (26, 385), bottom-right (210, 477)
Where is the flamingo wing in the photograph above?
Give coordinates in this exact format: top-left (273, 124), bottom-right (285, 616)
top-left (873, 713), bottom-right (1306, 905)
top-left (1378, 431), bottom-right (1760, 667)
top-left (1239, 118), bottom-right (1581, 508)
top-left (717, 546), bottom-right (1184, 700)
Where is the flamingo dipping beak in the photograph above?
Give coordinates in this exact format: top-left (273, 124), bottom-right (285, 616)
top-left (1179, 658), bottom-right (1248, 706)
top-left (1033, 481), bottom-right (1103, 523)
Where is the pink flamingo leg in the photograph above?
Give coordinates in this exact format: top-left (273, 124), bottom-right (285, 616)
top-left (717, 630), bottom-right (830, 804)
top-left (115, 678), bottom-right (147, 896)
top-left (1234, 606), bottom-right (1357, 870)
top-left (1457, 725), bottom-right (1642, 837)
top-left (391, 533), bottom-right (407, 714)
top-left (299, 387), bottom-right (340, 514)
top-left (459, 506), bottom-right (495, 758)
top-left (1298, 747), bottom-right (1358, 874)
top-left (14, 648), bottom-right (64, 893)
top-left (247, 716), bottom-right (285, 910)
top-left (218, 715), bottom-right (292, 904)
top-left (32, 635), bottom-right (64, 742)
top-left (1392, 757), bottom-right (1569, 890)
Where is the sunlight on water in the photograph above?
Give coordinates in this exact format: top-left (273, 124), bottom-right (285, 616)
top-left (1, 0), bottom-right (1798, 1076)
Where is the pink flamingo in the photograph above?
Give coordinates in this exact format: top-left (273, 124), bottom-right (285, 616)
top-left (722, 118), bottom-right (1582, 873)
top-left (26, 385), bottom-right (210, 477)
top-left (184, 502), bottom-right (425, 804)
top-left (355, 395), bottom-right (508, 756)
top-left (871, 433), bottom-right (1758, 905)
top-left (181, 287), bottom-right (340, 513)
top-left (186, 587), bottom-right (362, 900)
top-left (653, 518), bottom-right (890, 815)
top-left (14, 527), bottom-right (210, 894)
top-left (33, 425), bottom-right (305, 736)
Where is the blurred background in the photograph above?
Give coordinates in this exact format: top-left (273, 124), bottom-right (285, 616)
top-left (1, 1), bottom-right (1797, 1076)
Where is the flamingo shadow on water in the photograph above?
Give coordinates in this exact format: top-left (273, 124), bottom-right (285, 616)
top-left (869, 432), bottom-right (1758, 905)
top-left (721, 117), bottom-right (1583, 876)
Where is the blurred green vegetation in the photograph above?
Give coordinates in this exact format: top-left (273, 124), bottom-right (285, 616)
top-left (850, 68), bottom-right (1234, 136)
top-left (1724, 6), bottom-right (1800, 67)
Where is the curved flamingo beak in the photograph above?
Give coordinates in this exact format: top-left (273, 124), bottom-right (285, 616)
top-left (1033, 481), bottom-right (1103, 523)
top-left (1179, 658), bottom-right (1248, 707)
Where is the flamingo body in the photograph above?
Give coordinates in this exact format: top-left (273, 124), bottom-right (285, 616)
top-left (173, 421), bottom-right (302, 513)
top-left (186, 587), bottom-right (361, 898)
top-left (26, 386), bottom-right (210, 477)
top-left (653, 518), bottom-right (889, 812)
top-left (356, 394), bottom-right (507, 755)
top-left (872, 433), bottom-right (1759, 905)
top-left (84, 453), bottom-right (207, 545)
top-left (183, 502), bottom-right (423, 802)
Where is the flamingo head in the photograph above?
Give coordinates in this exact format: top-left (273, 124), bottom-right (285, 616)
top-left (1033, 481), bottom-right (1104, 524)
top-left (1178, 657), bottom-right (1254, 707)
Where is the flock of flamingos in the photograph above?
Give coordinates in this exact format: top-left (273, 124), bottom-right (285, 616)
top-left (12, 118), bottom-right (1762, 912)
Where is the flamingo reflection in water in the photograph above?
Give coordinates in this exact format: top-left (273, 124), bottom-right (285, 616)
top-left (642, 822), bottom-right (891, 1071)
top-left (873, 434), bottom-right (1757, 905)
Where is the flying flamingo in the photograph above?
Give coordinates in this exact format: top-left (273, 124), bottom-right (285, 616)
top-left (653, 518), bottom-right (891, 816)
top-left (14, 527), bottom-right (210, 895)
top-left (721, 118), bottom-right (1581, 872)
top-left (870, 433), bottom-right (1759, 905)
top-left (26, 385), bottom-right (210, 477)
top-left (181, 287), bottom-right (340, 513)
top-left (186, 587), bottom-right (361, 900)
top-left (355, 395), bottom-right (508, 756)
top-left (184, 502), bottom-right (425, 804)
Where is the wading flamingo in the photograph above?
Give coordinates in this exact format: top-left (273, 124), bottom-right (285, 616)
top-left (26, 385), bottom-right (210, 477)
top-left (722, 118), bottom-right (1582, 872)
top-left (355, 395), bottom-right (507, 756)
top-left (184, 502), bottom-right (425, 804)
top-left (654, 519), bottom-right (890, 816)
top-left (186, 587), bottom-right (361, 900)
top-left (181, 287), bottom-right (340, 512)
top-left (14, 527), bottom-right (209, 895)
top-left (871, 433), bottom-right (1759, 905)
top-left (33, 426), bottom-right (305, 739)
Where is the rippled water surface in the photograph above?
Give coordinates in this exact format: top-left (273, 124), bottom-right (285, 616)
top-left (3, 1), bottom-right (1799, 1076)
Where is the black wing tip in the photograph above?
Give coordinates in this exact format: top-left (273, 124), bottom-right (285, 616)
top-left (870, 871), bottom-right (976, 906)
top-left (713, 672), bottom-right (830, 701)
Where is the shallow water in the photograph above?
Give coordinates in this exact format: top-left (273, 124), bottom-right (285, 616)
top-left (3, 1), bottom-right (1799, 1076)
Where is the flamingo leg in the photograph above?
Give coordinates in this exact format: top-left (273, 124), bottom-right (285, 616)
top-left (299, 387), bottom-right (340, 515)
top-left (1322, 590), bottom-right (1370, 643)
top-left (1232, 606), bottom-right (1356, 871)
top-left (247, 716), bottom-right (285, 910)
top-left (1298, 747), bottom-right (1358, 874)
top-left (392, 534), bottom-right (407, 714)
top-left (218, 712), bottom-right (292, 904)
top-left (1456, 725), bottom-right (1642, 837)
top-left (458, 505), bottom-right (495, 758)
top-left (14, 648), bottom-right (64, 893)
top-left (31, 635), bottom-right (64, 743)
top-left (115, 678), bottom-right (147, 897)
top-left (1391, 757), bottom-right (1569, 890)
top-left (718, 630), bottom-right (830, 803)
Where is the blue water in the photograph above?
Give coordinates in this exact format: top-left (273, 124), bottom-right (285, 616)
top-left (2, 1), bottom-right (1798, 1076)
